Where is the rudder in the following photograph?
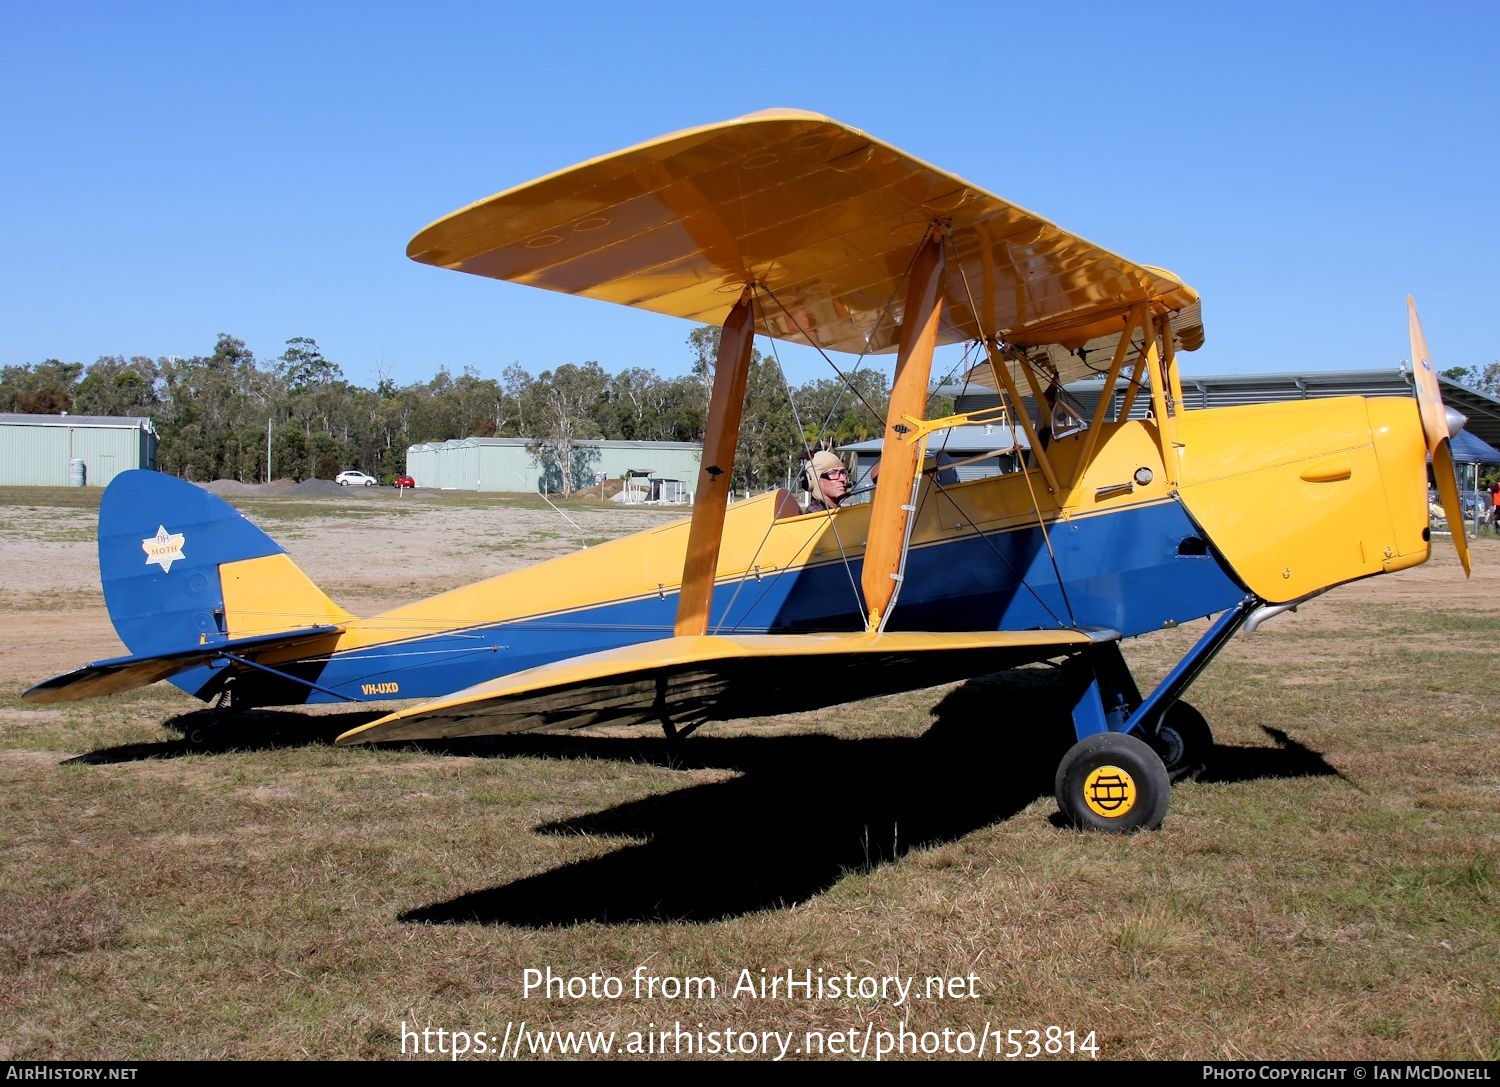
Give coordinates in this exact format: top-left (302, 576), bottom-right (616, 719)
top-left (98, 471), bottom-right (350, 697)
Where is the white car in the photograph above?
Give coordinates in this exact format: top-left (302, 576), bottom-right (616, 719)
top-left (335, 471), bottom-right (377, 487)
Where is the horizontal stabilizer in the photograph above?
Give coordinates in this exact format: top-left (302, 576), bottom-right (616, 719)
top-left (336, 628), bottom-right (1113, 745)
top-left (23, 625), bottom-right (344, 704)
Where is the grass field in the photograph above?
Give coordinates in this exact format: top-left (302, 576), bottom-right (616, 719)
top-left (0, 488), bottom-right (1495, 1061)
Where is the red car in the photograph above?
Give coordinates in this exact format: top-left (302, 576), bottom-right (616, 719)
top-left (394, 475), bottom-right (415, 489)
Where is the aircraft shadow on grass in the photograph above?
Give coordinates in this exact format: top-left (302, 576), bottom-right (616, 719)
top-left (395, 669), bottom-right (1344, 927)
top-left (63, 708), bottom-right (381, 764)
top-left (62, 669), bottom-right (1340, 925)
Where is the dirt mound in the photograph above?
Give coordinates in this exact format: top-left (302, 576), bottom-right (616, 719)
top-left (580, 479), bottom-right (625, 500)
top-left (288, 478), bottom-right (345, 496)
top-left (201, 478), bottom-right (324, 497)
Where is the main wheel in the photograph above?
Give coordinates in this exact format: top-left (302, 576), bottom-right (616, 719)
top-left (1055, 731), bottom-right (1170, 833)
top-left (1149, 701), bottom-right (1214, 783)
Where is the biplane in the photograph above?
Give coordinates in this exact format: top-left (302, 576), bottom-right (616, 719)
top-left (26, 110), bottom-right (1471, 833)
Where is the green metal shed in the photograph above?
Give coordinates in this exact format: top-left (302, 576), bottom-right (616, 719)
top-left (0, 413), bottom-right (158, 487)
top-left (405, 437), bottom-right (700, 498)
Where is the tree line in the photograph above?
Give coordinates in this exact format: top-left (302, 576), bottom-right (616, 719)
top-left (0, 328), bottom-right (909, 495)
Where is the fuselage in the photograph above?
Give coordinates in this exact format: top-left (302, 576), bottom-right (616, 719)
top-left (202, 395), bottom-right (1429, 708)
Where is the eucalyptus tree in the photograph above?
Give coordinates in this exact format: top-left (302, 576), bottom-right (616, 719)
top-left (158, 334), bottom-right (266, 481)
top-left (74, 356), bottom-right (161, 417)
top-left (516, 361), bottom-right (609, 496)
top-left (684, 325), bottom-right (803, 493)
top-left (0, 360), bottom-right (83, 415)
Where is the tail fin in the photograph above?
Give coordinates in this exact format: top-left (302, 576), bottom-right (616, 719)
top-left (99, 471), bottom-right (351, 696)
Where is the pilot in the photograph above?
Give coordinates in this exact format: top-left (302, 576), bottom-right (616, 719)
top-left (805, 450), bottom-right (850, 512)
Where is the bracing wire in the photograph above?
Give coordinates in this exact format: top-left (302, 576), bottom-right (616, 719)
top-left (938, 232), bottom-right (1080, 627)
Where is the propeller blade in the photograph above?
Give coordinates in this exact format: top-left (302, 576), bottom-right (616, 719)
top-left (1408, 296), bottom-right (1460, 453)
top-left (1408, 297), bottom-right (1472, 576)
top-left (1432, 439), bottom-right (1472, 576)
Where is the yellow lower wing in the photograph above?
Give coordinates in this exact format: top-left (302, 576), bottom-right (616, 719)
top-left (335, 629), bottom-right (1112, 744)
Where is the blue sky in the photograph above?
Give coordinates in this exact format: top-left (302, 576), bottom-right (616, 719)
top-left (3, 1), bottom-right (1496, 389)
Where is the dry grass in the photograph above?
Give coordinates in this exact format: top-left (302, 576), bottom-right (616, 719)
top-left (0, 490), bottom-right (1495, 1061)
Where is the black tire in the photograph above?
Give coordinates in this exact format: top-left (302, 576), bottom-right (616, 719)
top-left (1149, 701), bottom-right (1214, 783)
top-left (1054, 731), bottom-right (1170, 833)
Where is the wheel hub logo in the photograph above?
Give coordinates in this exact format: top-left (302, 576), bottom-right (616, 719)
top-left (1083, 765), bottom-right (1136, 818)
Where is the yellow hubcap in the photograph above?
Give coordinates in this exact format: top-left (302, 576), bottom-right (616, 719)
top-left (1082, 764), bottom-right (1137, 818)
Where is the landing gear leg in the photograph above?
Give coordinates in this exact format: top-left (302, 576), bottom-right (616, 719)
top-left (1057, 645), bottom-right (1169, 831)
top-left (648, 671), bottom-right (708, 768)
top-left (1055, 730), bottom-right (1171, 832)
top-left (658, 716), bottom-right (703, 769)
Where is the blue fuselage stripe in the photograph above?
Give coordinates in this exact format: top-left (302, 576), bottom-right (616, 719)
top-left (197, 500), bottom-right (1243, 705)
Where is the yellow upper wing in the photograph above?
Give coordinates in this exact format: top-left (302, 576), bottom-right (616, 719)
top-left (408, 109), bottom-right (1201, 383)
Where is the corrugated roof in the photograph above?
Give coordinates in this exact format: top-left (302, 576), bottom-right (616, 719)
top-left (0, 413), bottom-right (156, 432)
top-left (938, 366), bottom-right (1500, 450)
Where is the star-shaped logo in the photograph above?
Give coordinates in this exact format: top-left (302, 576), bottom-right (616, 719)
top-left (142, 525), bottom-right (186, 573)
